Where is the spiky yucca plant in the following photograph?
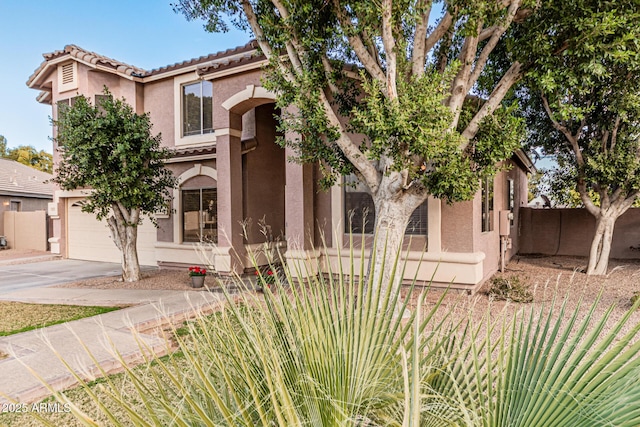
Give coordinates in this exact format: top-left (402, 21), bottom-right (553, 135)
top-left (22, 236), bottom-right (640, 426)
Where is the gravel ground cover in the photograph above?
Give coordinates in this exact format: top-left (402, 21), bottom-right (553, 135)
top-left (2, 252), bottom-right (640, 426)
top-left (54, 254), bottom-right (640, 313)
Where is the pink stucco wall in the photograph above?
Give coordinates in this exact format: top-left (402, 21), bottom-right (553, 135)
top-left (519, 207), bottom-right (640, 259)
top-left (144, 79), bottom-right (174, 146)
top-left (471, 159), bottom-right (529, 282)
top-left (243, 104), bottom-right (285, 243)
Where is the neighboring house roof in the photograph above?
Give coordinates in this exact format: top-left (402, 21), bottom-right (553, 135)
top-left (528, 195), bottom-right (551, 208)
top-left (27, 41), bottom-right (263, 103)
top-left (0, 159), bottom-right (53, 199)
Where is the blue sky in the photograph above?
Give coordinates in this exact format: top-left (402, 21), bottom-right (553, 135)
top-left (0, 1), bottom-right (250, 153)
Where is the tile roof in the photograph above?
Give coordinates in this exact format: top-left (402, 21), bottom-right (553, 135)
top-left (0, 159), bottom-right (53, 198)
top-left (27, 40), bottom-right (260, 88)
top-left (146, 40), bottom-right (260, 77)
top-left (48, 45), bottom-right (146, 76)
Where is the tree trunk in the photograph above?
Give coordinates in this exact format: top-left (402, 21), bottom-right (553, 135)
top-left (121, 224), bottom-right (141, 282)
top-left (107, 205), bottom-right (142, 282)
top-left (369, 186), bottom-right (427, 297)
top-left (586, 213), bottom-right (617, 276)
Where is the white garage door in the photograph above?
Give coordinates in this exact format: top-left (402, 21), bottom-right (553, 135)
top-left (67, 198), bottom-right (157, 266)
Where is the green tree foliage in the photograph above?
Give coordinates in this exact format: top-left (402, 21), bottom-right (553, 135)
top-left (0, 135), bottom-right (7, 157)
top-left (0, 135), bottom-right (53, 173)
top-left (175, 0), bottom-right (530, 291)
top-left (513, 0), bottom-right (640, 274)
top-left (52, 88), bottom-right (177, 281)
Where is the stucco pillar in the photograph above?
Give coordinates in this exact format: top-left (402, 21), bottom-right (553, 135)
top-left (284, 143), bottom-right (320, 277)
top-left (215, 118), bottom-right (245, 275)
top-left (427, 196), bottom-right (442, 252)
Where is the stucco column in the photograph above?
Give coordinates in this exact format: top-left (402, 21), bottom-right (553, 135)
top-left (284, 143), bottom-right (319, 277)
top-left (427, 196), bottom-right (442, 252)
top-left (215, 119), bottom-right (245, 275)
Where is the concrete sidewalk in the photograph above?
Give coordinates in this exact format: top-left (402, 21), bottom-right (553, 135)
top-left (0, 287), bottom-right (227, 405)
top-left (0, 249), bottom-right (60, 266)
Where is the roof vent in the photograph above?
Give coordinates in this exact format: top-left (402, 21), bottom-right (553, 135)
top-left (61, 63), bottom-right (74, 85)
top-left (58, 62), bottom-right (78, 92)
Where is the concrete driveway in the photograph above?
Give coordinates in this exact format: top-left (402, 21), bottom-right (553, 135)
top-left (0, 259), bottom-right (157, 294)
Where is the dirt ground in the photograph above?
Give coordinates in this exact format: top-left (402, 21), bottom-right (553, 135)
top-left (3, 248), bottom-right (640, 332)
top-left (484, 254), bottom-right (640, 308)
top-left (3, 247), bottom-right (640, 305)
top-left (50, 254), bottom-right (640, 307)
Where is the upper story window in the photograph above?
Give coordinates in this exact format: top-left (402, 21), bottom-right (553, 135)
top-left (182, 80), bottom-right (213, 137)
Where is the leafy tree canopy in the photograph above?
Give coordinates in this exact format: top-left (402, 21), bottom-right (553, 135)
top-left (511, 0), bottom-right (640, 274)
top-left (515, 0), bottom-right (640, 207)
top-left (0, 135), bottom-right (53, 174)
top-left (175, 0), bottom-right (528, 203)
top-left (174, 0), bottom-right (540, 293)
top-left (52, 88), bottom-right (177, 282)
top-left (52, 88), bottom-right (176, 222)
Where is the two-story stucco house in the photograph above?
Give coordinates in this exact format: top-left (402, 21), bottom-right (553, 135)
top-left (27, 41), bottom-right (534, 292)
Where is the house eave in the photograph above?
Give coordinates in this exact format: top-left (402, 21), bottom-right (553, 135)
top-left (0, 191), bottom-right (53, 199)
top-left (514, 149), bottom-right (536, 174)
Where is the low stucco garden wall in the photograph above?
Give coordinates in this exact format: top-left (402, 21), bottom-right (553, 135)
top-left (519, 207), bottom-right (640, 259)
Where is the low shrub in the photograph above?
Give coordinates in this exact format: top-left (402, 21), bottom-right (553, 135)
top-left (488, 274), bottom-right (534, 303)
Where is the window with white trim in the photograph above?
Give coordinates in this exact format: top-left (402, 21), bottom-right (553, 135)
top-left (182, 188), bottom-right (217, 243)
top-left (343, 174), bottom-right (428, 235)
top-left (481, 177), bottom-right (494, 232)
top-left (182, 80), bottom-right (213, 137)
top-left (506, 178), bottom-right (514, 227)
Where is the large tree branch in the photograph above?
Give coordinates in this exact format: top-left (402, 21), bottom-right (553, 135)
top-left (381, 0), bottom-right (398, 100)
top-left (448, 23), bottom-right (482, 126)
top-left (240, 0), bottom-right (297, 85)
top-left (318, 89), bottom-right (379, 193)
top-left (618, 190), bottom-right (640, 214)
top-left (333, 0), bottom-right (386, 83)
top-left (241, 1), bottom-right (274, 60)
top-left (411, 0), bottom-right (432, 77)
top-left (467, 0), bottom-right (522, 92)
top-left (107, 216), bottom-right (123, 251)
top-left (540, 94), bottom-right (585, 166)
top-left (321, 56), bottom-right (340, 94)
top-left (115, 201), bottom-right (131, 224)
top-left (577, 178), bottom-right (600, 217)
top-left (459, 61), bottom-right (523, 145)
top-left (611, 186), bottom-right (624, 205)
top-left (425, 11), bottom-right (453, 53)
top-left (109, 202), bottom-right (129, 251)
top-left (610, 115), bottom-right (621, 152)
top-left (601, 189), bottom-right (611, 210)
top-left (271, 0), bottom-right (304, 74)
